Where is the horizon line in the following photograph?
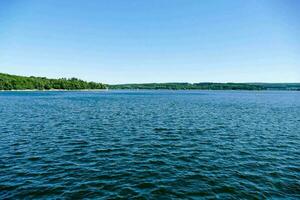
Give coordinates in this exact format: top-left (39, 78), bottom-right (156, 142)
top-left (1, 71), bottom-right (300, 85)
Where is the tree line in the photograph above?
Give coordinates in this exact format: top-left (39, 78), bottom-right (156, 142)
top-left (1, 72), bottom-right (299, 91)
top-left (0, 73), bottom-right (106, 90)
top-left (109, 82), bottom-right (265, 90)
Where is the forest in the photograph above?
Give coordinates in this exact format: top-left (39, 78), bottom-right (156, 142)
top-left (1, 73), bottom-right (300, 91)
top-left (109, 82), bottom-right (265, 90)
top-left (0, 73), bottom-right (106, 90)
top-left (109, 83), bottom-right (300, 90)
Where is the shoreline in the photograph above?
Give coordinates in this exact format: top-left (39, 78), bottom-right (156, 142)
top-left (0, 89), bottom-right (298, 92)
top-left (0, 89), bottom-right (109, 92)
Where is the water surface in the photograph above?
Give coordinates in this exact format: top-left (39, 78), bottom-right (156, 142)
top-left (0, 90), bottom-right (300, 199)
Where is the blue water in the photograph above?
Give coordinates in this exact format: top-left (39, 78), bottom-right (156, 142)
top-left (0, 90), bottom-right (299, 199)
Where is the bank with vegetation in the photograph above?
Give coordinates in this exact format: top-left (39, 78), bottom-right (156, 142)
top-left (109, 83), bottom-right (265, 90)
top-left (0, 73), bottom-right (106, 90)
top-left (110, 83), bottom-right (300, 90)
top-left (1, 73), bottom-right (299, 91)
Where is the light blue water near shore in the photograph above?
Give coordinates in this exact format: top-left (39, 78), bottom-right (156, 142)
top-left (0, 90), bottom-right (300, 199)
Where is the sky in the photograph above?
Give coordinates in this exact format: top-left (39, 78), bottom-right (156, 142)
top-left (0, 0), bottom-right (300, 84)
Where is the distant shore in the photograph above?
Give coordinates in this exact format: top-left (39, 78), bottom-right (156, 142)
top-left (1, 88), bottom-right (299, 92)
top-left (1, 72), bottom-right (300, 91)
top-left (0, 73), bottom-right (107, 91)
top-left (0, 89), bottom-right (109, 92)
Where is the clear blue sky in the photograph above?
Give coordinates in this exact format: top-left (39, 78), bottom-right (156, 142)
top-left (0, 0), bottom-right (299, 83)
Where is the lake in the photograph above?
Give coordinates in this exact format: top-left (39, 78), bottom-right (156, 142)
top-left (0, 90), bottom-right (299, 199)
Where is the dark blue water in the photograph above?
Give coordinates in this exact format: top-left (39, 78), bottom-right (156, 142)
top-left (0, 90), bottom-right (300, 199)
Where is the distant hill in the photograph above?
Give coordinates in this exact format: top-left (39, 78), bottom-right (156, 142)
top-left (1, 73), bottom-right (299, 91)
top-left (109, 82), bottom-right (264, 90)
top-left (0, 73), bottom-right (106, 90)
top-left (109, 82), bottom-right (300, 91)
top-left (248, 83), bottom-right (300, 91)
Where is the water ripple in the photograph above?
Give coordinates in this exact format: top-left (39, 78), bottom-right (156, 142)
top-left (0, 91), bottom-right (300, 199)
